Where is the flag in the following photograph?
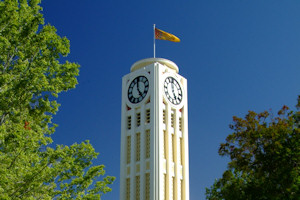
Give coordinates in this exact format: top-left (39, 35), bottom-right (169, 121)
top-left (155, 28), bottom-right (180, 42)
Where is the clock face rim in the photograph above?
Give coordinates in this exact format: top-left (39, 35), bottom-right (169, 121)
top-left (164, 76), bottom-right (183, 105)
top-left (127, 75), bottom-right (149, 104)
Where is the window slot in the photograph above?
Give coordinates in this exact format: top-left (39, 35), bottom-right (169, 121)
top-left (136, 112), bottom-right (141, 127)
top-left (127, 136), bottom-right (131, 164)
top-left (146, 130), bottom-right (150, 158)
top-left (127, 116), bottom-right (132, 130)
top-left (146, 109), bottom-right (150, 123)
top-left (136, 132), bottom-right (141, 162)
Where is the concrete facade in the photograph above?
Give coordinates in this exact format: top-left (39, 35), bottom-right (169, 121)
top-left (120, 58), bottom-right (189, 200)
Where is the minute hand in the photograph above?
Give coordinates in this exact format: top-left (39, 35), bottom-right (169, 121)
top-left (171, 84), bottom-right (177, 99)
top-left (137, 81), bottom-right (143, 96)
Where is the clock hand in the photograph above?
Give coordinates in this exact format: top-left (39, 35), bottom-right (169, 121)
top-left (137, 81), bottom-right (143, 96)
top-left (171, 84), bottom-right (177, 99)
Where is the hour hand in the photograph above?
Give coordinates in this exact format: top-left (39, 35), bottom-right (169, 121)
top-left (137, 82), bottom-right (143, 96)
top-left (171, 84), bottom-right (177, 99)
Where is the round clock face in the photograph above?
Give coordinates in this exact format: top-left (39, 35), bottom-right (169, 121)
top-left (164, 76), bottom-right (183, 105)
top-left (128, 76), bottom-right (149, 104)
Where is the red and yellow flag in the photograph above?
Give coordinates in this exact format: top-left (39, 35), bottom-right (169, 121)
top-left (155, 28), bottom-right (180, 42)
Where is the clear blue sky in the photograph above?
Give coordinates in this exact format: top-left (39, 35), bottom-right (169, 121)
top-left (41, 1), bottom-right (300, 199)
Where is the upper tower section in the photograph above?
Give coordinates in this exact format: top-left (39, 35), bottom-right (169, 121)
top-left (131, 58), bottom-right (179, 73)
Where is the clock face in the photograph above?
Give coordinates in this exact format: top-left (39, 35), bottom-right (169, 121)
top-left (128, 76), bottom-right (149, 104)
top-left (164, 76), bottom-right (183, 105)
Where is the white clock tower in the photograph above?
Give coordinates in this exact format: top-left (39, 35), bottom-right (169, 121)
top-left (120, 58), bottom-right (189, 200)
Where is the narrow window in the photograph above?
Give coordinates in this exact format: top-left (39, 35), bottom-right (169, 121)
top-left (145, 173), bottom-right (150, 200)
top-left (127, 136), bottom-right (131, 164)
top-left (136, 176), bottom-right (140, 200)
top-left (126, 178), bottom-right (130, 200)
top-left (180, 138), bottom-right (183, 165)
top-left (136, 112), bottom-right (141, 127)
top-left (146, 109), bottom-right (150, 123)
top-left (164, 174), bottom-right (167, 200)
top-left (146, 130), bottom-right (150, 158)
top-left (173, 177), bottom-right (176, 200)
top-left (163, 110), bottom-right (166, 124)
top-left (171, 113), bottom-right (174, 128)
top-left (172, 134), bottom-right (175, 162)
top-left (127, 116), bottom-right (132, 130)
top-left (136, 132), bottom-right (141, 162)
top-left (162, 130), bottom-right (165, 159)
top-left (163, 131), bottom-right (167, 159)
top-left (181, 180), bottom-right (184, 200)
top-left (170, 176), bottom-right (173, 200)
top-left (179, 117), bottom-right (182, 131)
top-left (178, 179), bottom-right (182, 200)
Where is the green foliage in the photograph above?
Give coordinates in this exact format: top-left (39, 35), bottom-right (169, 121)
top-left (206, 96), bottom-right (300, 200)
top-left (0, 0), bottom-right (115, 199)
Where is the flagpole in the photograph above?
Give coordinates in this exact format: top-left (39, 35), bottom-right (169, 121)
top-left (153, 24), bottom-right (156, 58)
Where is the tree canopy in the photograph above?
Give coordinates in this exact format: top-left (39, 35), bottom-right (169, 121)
top-left (206, 96), bottom-right (300, 200)
top-left (0, 0), bottom-right (115, 199)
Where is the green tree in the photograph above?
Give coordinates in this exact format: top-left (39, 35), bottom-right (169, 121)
top-left (0, 0), bottom-right (115, 199)
top-left (206, 96), bottom-right (300, 200)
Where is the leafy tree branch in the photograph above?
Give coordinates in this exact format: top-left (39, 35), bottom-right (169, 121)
top-left (0, 0), bottom-right (115, 199)
top-left (206, 96), bottom-right (300, 200)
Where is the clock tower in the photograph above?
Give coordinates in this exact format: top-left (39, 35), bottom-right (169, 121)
top-left (120, 58), bottom-right (189, 200)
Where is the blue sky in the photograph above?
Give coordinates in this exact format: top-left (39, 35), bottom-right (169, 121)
top-left (41, 1), bottom-right (300, 199)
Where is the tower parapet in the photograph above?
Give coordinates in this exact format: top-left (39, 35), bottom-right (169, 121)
top-left (131, 58), bottom-right (179, 73)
